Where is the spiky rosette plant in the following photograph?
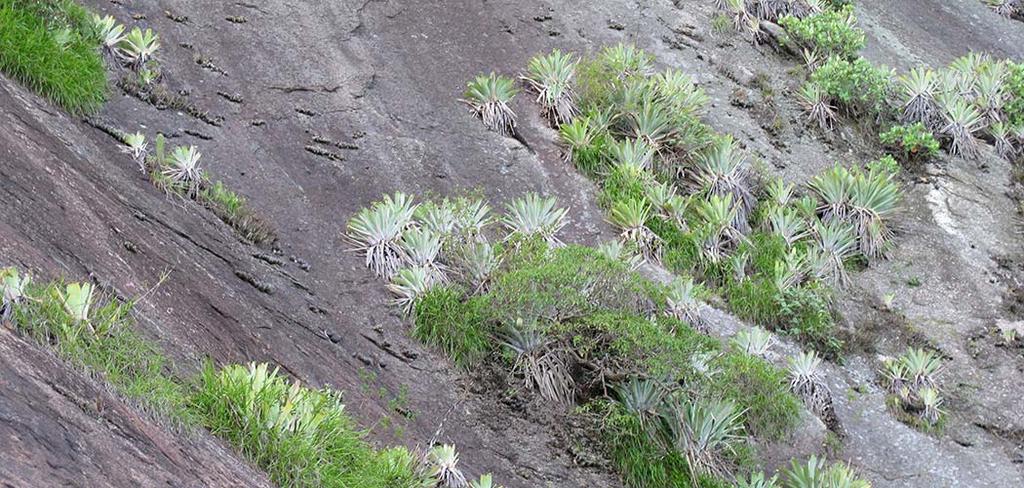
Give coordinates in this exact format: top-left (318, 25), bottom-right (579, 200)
top-left (986, 0), bottom-right (1019, 17)
top-left (426, 444), bottom-right (468, 488)
top-left (900, 347), bottom-right (942, 393)
top-left (462, 73), bottom-right (518, 136)
top-left (608, 137), bottom-right (655, 172)
top-left (695, 194), bottom-right (744, 265)
top-left (736, 471), bottom-right (780, 488)
top-left (849, 168), bottom-right (900, 259)
top-left (522, 49), bottom-right (579, 125)
top-left (798, 82), bottom-right (837, 131)
top-left (599, 43), bottom-right (654, 80)
top-left (644, 180), bottom-right (676, 216)
top-left (880, 357), bottom-right (908, 396)
top-left (769, 208), bottom-right (809, 248)
top-left (788, 351), bottom-right (832, 416)
top-left (628, 100), bottom-right (676, 150)
top-left (346, 192), bottom-right (418, 279)
top-left (558, 116), bottom-right (598, 170)
top-left (898, 67), bottom-right (939, 126)
top-left (695, 136), bottom-right (755, 230)
top-left (989, 121), bottom-right (1016, 160)
top-left (162, 145), bottom-right (204, 198)
top-left (502, 193), bottom-right (569, 246)
top-left (117, 27), bottom-right (160, 67)
top-left (975, 64), bottom-right (1008, 125)
top-left (387, 267), bottom-right (435, 316)
top-left (938, 95), bottom-right (985, 159)
top-left (774, 249), bottom-right (808, 294)
top-left (596, 240), bottom-right (644, 271)
top-left (399, 227), bottom-right (447, 283)
top-left (0, 267), bottom-right (30, 321)
top-left (917, 386), bottom-right (943, 426)
top-left (454, 241), bottom-right (500, 293)
top-left (613, 377), bottom-right (665, 426)
top-left (452, 197), bottom-right (492, 243)
top-left (808, 165), bottom-right (854, 222)
top-left (664, 399), bottom-right (746, 482)
top-left (499, 320), bottom-right (574, 404)
top-left (608, 198), bottom-right (662, 262)
top-left (807, 220), bottom-right (858, 288)
top-left (732, 326), bottom-right (774, 357)
top-left (470, 474), bottom-right (503, 488)
top-left (123, 132), bottom-right (148, 169)
top-left (656, 68), bottom-right (709, 117)
top-left (666, 276), bottom-right (709, 333)
top-left (91, 14), bottom-right (125, 54)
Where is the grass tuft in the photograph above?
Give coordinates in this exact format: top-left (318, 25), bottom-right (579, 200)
top-left (0, 1), bottom-right (107, 113)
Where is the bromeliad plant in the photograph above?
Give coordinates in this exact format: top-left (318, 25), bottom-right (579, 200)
top-left (664, 399), bottom-right (746, 482)
top-left (798, 82), bottom-right (837, 131)
top-left (0, 267), bottom-right (30, 321)
top-left (502, 193), bottom-right (569, 246)
top-left (91, 14), bottom-right (125, 53)
top-left (499, 320), bottom-right (574, 404)
top-left (695, 136), bottom-right (754, 231)
top-left (937, 95), bottom-right (985, 159)
top-left (388, 266), bottom-right (435, 316)
top-left (732, 326), bottom-right (774, 357)
top-left (117, 27), bottom-right (159, 67)
top-left (788, 351), bottom-right (832, 416)
top-left (666, 277), bottom-right (709, 333)
top-left (522, 49), bottom-right (579, 125)
top-left (425, 444), bottom-right (468, 488)
top-left (463, 72), bottom-right (518, 136)
top-left (161, 145), bottom-right (204, 198)
top-left (347, 192), bottom-right (418, 279)
top-left (608, 198), bottom-right (662, 262)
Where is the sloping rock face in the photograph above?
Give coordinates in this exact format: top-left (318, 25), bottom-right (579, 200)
top-left (2, 0), bottom-right (1024, 486)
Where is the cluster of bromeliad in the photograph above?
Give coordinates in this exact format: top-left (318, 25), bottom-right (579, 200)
top-left (717, 0), bottom-right (1024, 165)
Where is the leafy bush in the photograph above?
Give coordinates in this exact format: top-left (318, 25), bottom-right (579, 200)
top-left (194, 362), bottom-right (423, 488)
top-left (1005, 61), bottom-right (1024, 127)
top-left (414, 287), bottom-right (490, 367)
top-left (484, 244), bottom-right (657, 325)
top-left (0, 1), bottom-right (107, 113)
top-left (880, 123), bottom-right (940, 162)
top-left (712, 352), bottom-right (802, 439)
top-left (811, 56), bottom-right (893, 117)
top-left (779, 6), bottom-right (865, 60)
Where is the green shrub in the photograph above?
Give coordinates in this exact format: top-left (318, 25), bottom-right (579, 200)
top-left (711, 353), bottom-right (802, 439)
top-left (811, 56), bottom-right (893, 117)
top-left (193, 362), bottom-right (422, 488)
top-left (0, 1), bottom-right (106, 113)
top-left (880, 123), bottom-right (940, 162)
top-left (586, 400), bottom-right (694, 488)
top-left (10, 278), bottom-right (191, 422)
top-left (413, 286), bottom-right (490, 367)
top-left (1005, 61), bottom-right (1024, 127)
top-left (777, 284), bottom-right (842, 357)
top-left (867, 154), bottom-right (901, 176)
top-left (779, 6), bottom-right (865, 60)
top-left (599, 163), bottom-right (652, 209)
top-left (483, 245), bottom-right (657, 325)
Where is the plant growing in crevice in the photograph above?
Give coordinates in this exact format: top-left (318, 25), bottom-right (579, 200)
top-left (522, 49), bottom-right (579, 125)
top-left (117, 26), bottom-right (159, 67)
top-left (462, 72), bottom-right (518, 136)
top-left (788, 351), bottom-right (832, 416)
top-left (732, 327), bottom-right (774, 357)
top-left (425, 444), bottom-right (468, 488)
top-left (161, 145), bottom-right (203, 198)
top-left (798, 82), bottom-right (837, 131)
top-left (880, 123), bottom-right (940, 162)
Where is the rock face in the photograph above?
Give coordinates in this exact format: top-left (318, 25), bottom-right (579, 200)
top-left (1, 0), bottom-right (1024, 486)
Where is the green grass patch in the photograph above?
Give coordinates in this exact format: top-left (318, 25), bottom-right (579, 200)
top-left (9, 278), bottom-right (192, 422)
top-left (0, 1), bottom-right (107, 113)
top-left (199, 181), bottom-right (276, 244)
top-left (413, 286), bottom-right (491, 368)
top-left (193, 362), bottom-right (422, 487)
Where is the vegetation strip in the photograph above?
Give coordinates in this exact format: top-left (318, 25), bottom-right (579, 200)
top-left (0, 266), bottom-right (502, 487)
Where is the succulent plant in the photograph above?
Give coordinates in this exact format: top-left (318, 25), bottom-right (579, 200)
top-left (502, 193), bottom-right (569, 246)
top-left (462, 73), bottom-right (518, 136)
top-left (522, 49), bottom-right (579, 125)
